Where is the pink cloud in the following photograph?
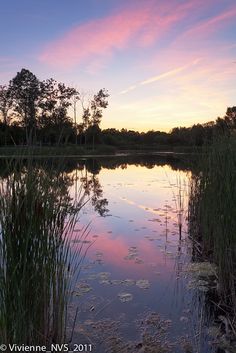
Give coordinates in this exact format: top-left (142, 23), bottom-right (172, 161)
top-left (137, 0), bottom-right (207, 47)
top-left (39, 0), bottom-right (202, 69)
top-left (40, 8), bottom-right (149, 68)
top-left (177, 5), bottom-right (236, 42)
top-left (39, 0), bottom-right (236, 73)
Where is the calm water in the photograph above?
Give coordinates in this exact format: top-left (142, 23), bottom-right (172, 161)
top-left (66, 157), bottom-right (217, 353)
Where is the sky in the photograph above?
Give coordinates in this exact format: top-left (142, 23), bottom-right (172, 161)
top-left (0, 0), bottom-right (236, 132)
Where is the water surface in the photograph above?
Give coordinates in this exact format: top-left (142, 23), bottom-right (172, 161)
top-left (67, 157), bottom-right (215, 353)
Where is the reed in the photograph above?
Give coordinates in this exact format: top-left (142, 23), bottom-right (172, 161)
top-left (0, 158), bottom-right (88, 346)
top-left (188, 137), bottom-right (236, 314)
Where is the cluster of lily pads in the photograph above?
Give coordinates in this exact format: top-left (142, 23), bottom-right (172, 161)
top-left (74, 271), bottom-right (151, 301)
top-left (73, 312), bottom-right (175, 353)
top-left (187, 262), bottom-right (218, 292)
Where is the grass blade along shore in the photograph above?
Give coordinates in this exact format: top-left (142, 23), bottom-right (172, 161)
top-left (0, 157), bottom-right (89, 345)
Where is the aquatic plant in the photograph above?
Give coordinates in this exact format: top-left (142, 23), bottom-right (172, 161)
top-left (188, 137), bottom-right (236, 320)
top-left (175, 174), bottom-right (189, 239)
top-left (0, 158), bottom-right (88, 345)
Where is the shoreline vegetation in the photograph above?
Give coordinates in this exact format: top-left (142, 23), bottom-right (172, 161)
top-left (0, 159), bottom-right (89, 345)
top-left (188, 136), bottom-right (236, 348)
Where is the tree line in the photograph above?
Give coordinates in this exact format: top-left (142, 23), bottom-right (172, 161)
top-left (0, 68), bottom-right (235, 148)
top-left (102, 107), bottom-right (236, 147)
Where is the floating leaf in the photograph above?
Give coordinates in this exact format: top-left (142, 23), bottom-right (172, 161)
top-left (88, 274), bottom-right (97, 280)
top-left (187, 279), bottom-right (209, 292)
top-left (99, 280), bottom-right (110, 285)
top-left (124, 246), bottom-right (139, 261)
top-left (110, 280), bottom-right (122, 285)
top-left (180, 316), bottom-right (189, 323)
top-left (98, 272), bottom-right (111, 280)
top-left (75, 283), bottom-right (92, 296)
top-left (136, 279), bottom-right (150, 289)
top-left (118, 292), bottom-right (133, 303)
top-left (95, 251), bottom-right (103, 257)
top-left (123, 279), bottom-right (136, 286)
top-left (144, 235), bottom-right (154, 241)
top-left (188, 262), bottom-right (217, 277)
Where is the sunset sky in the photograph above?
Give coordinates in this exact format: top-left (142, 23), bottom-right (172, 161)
top-left (0, 0), bottom-right (236, 131)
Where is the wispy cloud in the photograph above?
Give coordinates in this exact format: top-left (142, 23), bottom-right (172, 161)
top-left (141, 64), bottom-right (192, 85)
top-left (172, 4), bottom-right (236, 46)
top-left (119, 58), bottom-right (201, 94)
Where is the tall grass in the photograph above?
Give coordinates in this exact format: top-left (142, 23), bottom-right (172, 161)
top-left (188, 137), bottom-right (236, 314)
top-left (0, 158), bottom-right (88, 346)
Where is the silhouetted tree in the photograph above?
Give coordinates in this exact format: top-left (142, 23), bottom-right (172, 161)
top-left (0, 85), bottom-right (12, 125)
top-left (89, 89), bottom-right (109, 149)
top-left (81, 108), bottom-right (91, 147)
top-left (0, 85), bottom-right (13, 145)
top-left (9, 69), bottom-right (41, 145)
top-left (72, 90), bottom-right (80, 145)
top-left (225, 106), bottom-right (236, 130)
top-left (38, 79), bottom-right (77, 145)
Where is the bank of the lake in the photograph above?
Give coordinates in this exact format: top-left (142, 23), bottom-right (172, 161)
top-left (0, 144), bottom-right (201, 158)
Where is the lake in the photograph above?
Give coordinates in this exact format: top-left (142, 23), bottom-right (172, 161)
top-left (64, 155), bottom-right (218, 353)
top-left (0, 155), bottom-right (220, 353)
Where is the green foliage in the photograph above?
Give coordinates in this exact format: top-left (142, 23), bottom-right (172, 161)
top-left (0, 159), bottom-right (87, 345)
top-left (189, 137), bottom-right (236, 311)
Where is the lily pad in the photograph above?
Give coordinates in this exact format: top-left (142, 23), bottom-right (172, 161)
top-left (188, 262), bottom-right (217, 277)
top-left (180, 316), bottom-right (189, 323)
top-left (118, 292), bottom-right (133, 303)
top-left (75, 283), bottom-right (92, 296)
top-left (123, 279), bottom-right (136, 286)
top-left (187, 279), bottom-right (209, 292)
top-left (98, 272), bottom-right (111, 280)
top-left (88, 274), bottom-right (97, 280)
top-left (110, 279), bottom-right (122, 285)
top-left (124, 246), bottom-right (139, 261)
top-left (136, 279), bottom-right (150, 289)
top-left (99, 279), bottom-right (110, 285)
